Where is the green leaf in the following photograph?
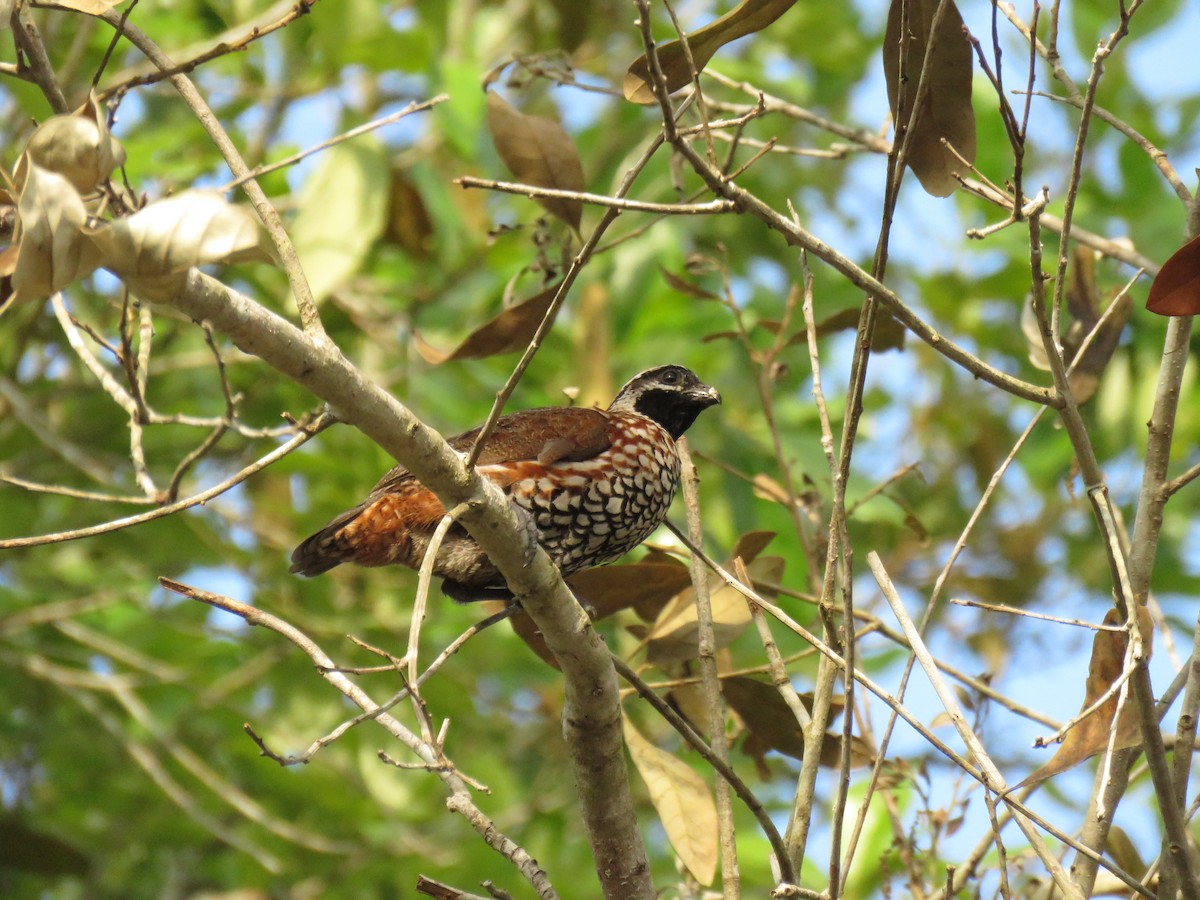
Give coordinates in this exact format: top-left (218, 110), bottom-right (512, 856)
top-left (289, 138), bottom-right (391, 305)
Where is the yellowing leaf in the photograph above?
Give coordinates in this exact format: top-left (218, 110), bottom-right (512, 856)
top-left (289, 139), bottom-right (390, 305)
top-left (12, 165), bottom-right (102, 302)
top-left (413, 285), bottom-right (558, 364)
top-left (625, 0), bottom-right (799, 104)
top-left (22, 93), bottom-right (125, 194)
top-left (623, 716), bottom-right (717, 886)
top-left (486, 92), bottom-right (584, 231)
top-left (883, 0), bottom-right (976, 197)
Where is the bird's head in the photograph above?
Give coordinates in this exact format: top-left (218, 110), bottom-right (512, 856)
top-left (608, 365), bottom-right (721, 439)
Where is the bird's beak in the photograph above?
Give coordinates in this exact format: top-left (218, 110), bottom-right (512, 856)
top-left (697, 385), bottom-right (722, 407)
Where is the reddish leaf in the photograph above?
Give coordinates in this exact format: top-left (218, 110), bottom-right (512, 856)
top-left (1146, 234), bottom-right (1200, 316)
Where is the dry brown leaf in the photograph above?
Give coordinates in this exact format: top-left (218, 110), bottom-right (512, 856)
top-left (1022, 248), bottom-right (1132, 403)
top-left (1147, 233), bottom-right (1200, 316)
top-left (623, 716), bottom-right (718, 886)
top-left (413, 285), bottom-right (558, 364)
top-left (567, 562), bottom-right (695, 622)
top-left (646, 556), bottom-right (782, 666)
top-left (660, 266), bottom-right (720, 301)
top-left (12, 165), bottom-right (102, 302)
top-left (730, 530), bottom-right (777, 565)
top-left (1105, 825), bottom-right (1148, 881)
top-left (666, 682), bottom-right (713, 736)
top-left (22, 93), bottom-right (125, 194)
top-left (1019, 607), bottom-right (1151, 788)
top-left (384, 169), bottom-right (433, 257)
top-left (725, 676), bottom-right (869, 777)
top-left (808, 305), bottom-right (907, 351)
top-left (624, 0), bottom-right (799, 104)
top-left (486, 91), bottom-right (584, 231)
top-left (883, 0), bottom-right (976, 197)
top-left (0, 243), bottom-right (18, 278)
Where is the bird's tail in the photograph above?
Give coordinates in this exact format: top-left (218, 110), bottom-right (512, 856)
top-left (289, 507), bottom-right (362, 576)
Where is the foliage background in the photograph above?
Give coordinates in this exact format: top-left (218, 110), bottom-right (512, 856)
top-left (2, 0), bottom-right (1200, 896)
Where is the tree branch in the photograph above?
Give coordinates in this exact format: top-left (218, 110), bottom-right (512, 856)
top-left (161, 269), bottom-right (654, 900)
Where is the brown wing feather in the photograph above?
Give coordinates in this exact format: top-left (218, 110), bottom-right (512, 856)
top-left (368, 406), bottom-right (613, 495)
top-left (291, 406), bottom-right (615, 576)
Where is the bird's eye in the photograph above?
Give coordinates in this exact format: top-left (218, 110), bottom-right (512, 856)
top-left (661, 369), bottom-right (679, 384)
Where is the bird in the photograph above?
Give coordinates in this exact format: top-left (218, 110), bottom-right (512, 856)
top-left (289, 365), bottom-right (721, 601)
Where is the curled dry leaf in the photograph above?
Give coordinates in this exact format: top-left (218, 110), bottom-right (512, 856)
top-left (624, 0), bottom-right (799, 104)
top-left (1021, 247), bottom-right (1133, 404)
top-left (12, 165), bottom-right (103, 302)
top-left (485, 91), bottom-right (584, 232)
top-left (413, 284), bottom-right (558, 364)
top-left (882, 0), bottom-right (976, 197)
top-left (623, 715), bottom-right (718, 886)
top-left (1018, 606), bottom-right (1152, 788)
top-left (86, 190), bottom-right (274, 300)
top-left (22, 94), bottom-right (125, 194)
top-left (1146, 233), bottom-right (1200, 316)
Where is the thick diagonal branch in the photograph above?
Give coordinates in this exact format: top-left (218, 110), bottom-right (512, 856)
top-left (166, 269), bottom-right (653, 900)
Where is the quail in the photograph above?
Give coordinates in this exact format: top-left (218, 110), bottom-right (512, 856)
top-left (289, 365), bottom-right (721, 601)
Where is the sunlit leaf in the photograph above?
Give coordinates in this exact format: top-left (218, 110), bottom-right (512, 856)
top-left (1146, 233), bottom-right (1200, 316)
top-left (486, 91), bottom-right (584, 231)
top-left (87, 190), bottom-right (274, 291)
top-left (39, 0), bottom-right (126, 12)
top-left (11, 165), bottom-right (102, 301)
top-left (883, 0), bottom-right (976, 197)
top-left (646, 556), bottom-right (783, 665)
top-left (623, 716), bottom-right (718, 886)
top-left (624, 0), bottom-right (799, 104)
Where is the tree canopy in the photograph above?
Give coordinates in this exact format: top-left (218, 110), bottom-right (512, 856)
top-left (3, 0), bottom-right (1200, 897)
